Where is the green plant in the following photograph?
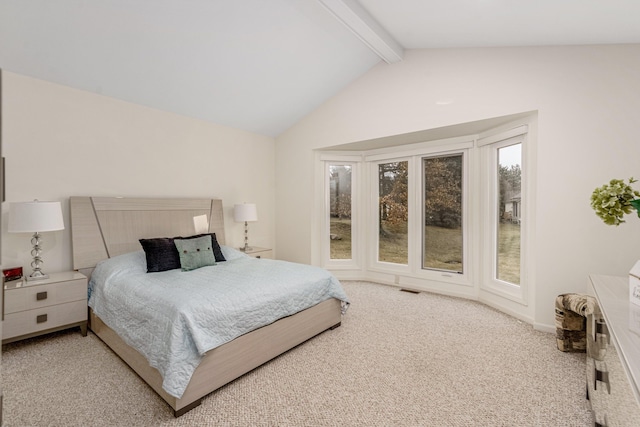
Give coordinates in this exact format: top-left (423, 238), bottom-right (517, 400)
top-left (590, 178), bottom-right (640, 226)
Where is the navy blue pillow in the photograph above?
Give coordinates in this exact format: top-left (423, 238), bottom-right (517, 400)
top-left (139, 233), bottom-right (225, 273)
top-left (139, 237), bottom-right (178, 272)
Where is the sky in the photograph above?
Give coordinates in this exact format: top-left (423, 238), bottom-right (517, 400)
top-left (499, 143), bottom-right (521, 168)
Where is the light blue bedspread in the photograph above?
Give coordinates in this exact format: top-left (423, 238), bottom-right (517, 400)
top-left (88, 247), bottom-right (349, 398)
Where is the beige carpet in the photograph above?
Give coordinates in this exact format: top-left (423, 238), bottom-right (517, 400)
top-left (2, 281), bottom-right (593, 426)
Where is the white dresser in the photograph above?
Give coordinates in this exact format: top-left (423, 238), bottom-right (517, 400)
top-left (2, 271), bottom-right (88, 344)
top-left (586, 275), bottom-right (640, 426)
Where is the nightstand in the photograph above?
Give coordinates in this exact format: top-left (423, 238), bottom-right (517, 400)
top-left (243, 247), bottom-right (273, 259)
top-left (2, 271), bottom-right (88, 344)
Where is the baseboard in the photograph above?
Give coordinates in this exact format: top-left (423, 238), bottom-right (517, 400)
top-left (478, 297), bottom-right (534, 326)
top-left (533, 322), bottom-right (555, 334)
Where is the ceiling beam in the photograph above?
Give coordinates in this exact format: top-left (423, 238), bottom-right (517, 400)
top-left (317, 0), bottom-right (404, 63)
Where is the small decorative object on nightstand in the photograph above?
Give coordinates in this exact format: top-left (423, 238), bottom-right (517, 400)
top-left (8, 200), bottom-right (65, 281)
top-left (2, 266), bottom-right (23, 282)
top-left (2, 271), bottom-right (88, 344)
top-left (244, 247), bottom-right (273, 259)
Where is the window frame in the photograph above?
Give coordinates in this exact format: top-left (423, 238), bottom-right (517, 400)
top-left (364, 138), bottom-right (473, 285)
top-left (369, 156), bottom-right (413, 274)
top-left (318, 156), bottom-right (361, 270)
top-left (479, 130), bottom-right (528, 304)
top-left (315, 118), bottom-right (535, 312)
top-left (420, 151), bottom-right (466, 275)
top-left (411, 148), bottom-right (472, 286)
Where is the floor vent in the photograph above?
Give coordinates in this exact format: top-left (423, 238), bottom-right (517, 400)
top-left (400, 288), bottom-right (420, 294)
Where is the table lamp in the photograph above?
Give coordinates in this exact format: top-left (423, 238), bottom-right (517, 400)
top-left (8, 200), bottom-right (65, 281)
top-left (234, 203), bottom-right (257, 252)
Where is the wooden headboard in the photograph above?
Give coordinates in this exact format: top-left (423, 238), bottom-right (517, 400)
top-left (70, 197), bottom-right (225, 277)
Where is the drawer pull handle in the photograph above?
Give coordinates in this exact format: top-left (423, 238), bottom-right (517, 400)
top-left (594, 366), bottom-right (610, 394)
top-left (36, 314), bottom-right (48, 324)
top-left (36, 291), bottom-right (48, 301)
top-left (595, 319), bottom-right (609, 344)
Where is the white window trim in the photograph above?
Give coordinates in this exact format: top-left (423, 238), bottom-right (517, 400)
top-left (315, 117), bottom-right (535, 313)
top-left (365, 136), bottom-right (474, 162)
top-left (477, 125), bottom-right (528, 147)
top-left (368, 157), bottom-right (413, 274)
top-left (479, 133), bottom-right (528, 305)
top-left (410, 149), bottom-right (472, 287)
top-left (319, 157), bottom-right (361, 270)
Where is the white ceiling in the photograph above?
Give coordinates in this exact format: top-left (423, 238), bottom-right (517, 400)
top-left (360, 0), bottom-right (640, 48)
top-left (2, 0), bottom-right (640, 137)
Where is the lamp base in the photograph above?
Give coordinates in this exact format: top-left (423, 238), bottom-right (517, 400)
top-left (26, 272), bottom-right (49, 282)
top-left (27, 231), bottom-right (51, 282)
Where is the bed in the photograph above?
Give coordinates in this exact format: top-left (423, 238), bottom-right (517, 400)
top-left (69, 196), bottom-right (348, 416)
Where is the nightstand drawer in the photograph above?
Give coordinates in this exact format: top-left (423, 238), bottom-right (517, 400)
top-left (4, 278), bottom-right (86, 314)
top-left (245, 247), bottom-right (273, 259)
top-left (3, 300), bottom-right (87, 339)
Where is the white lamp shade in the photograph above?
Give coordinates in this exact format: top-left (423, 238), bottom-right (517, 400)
top-left (234, 203), bottom-right (257, 222)
top-left (8, 201), bottom-right (65, 233)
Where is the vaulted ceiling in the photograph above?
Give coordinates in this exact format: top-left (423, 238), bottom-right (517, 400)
top-left (2, 0), bottom-right (640, 137)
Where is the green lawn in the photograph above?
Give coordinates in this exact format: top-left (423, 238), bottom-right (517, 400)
top-left (329, 219), bottom-right (521, 284)
top-left (496, 222), bottom-right (521, 284)
top-left (329, 219), bottom-right (352, 259)
top-left (378, 220), bottom-right (408, 264)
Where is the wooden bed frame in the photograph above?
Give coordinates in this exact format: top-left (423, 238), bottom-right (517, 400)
top-left (69, 196), bottom-right (342, 416)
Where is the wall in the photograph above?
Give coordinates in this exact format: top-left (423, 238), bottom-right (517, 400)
top-left (2, 72), bottom-right (275, 274)
top-left (275, 44), bottom-right (640, 330)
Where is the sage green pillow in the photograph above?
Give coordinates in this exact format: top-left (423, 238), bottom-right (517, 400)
top-left (174, 235), bottom-right (216, 271)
